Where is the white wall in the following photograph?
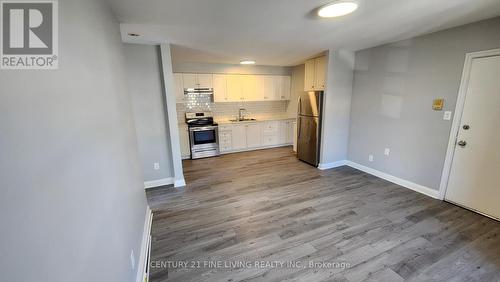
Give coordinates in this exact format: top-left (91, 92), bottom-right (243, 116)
top-left (320, 50), bottom-right (355, 166)
top-left (124, 44), bottom-right (174, 183)
top-left (348, 16), bottom-right (500, 190)
top-left (0, 1), bottom-right (147, 281)
top-left (160, 45), bottom-right (185, 187)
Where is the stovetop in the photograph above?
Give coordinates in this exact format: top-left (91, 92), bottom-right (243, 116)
top-left (185, 112), bottom-right (217, 127)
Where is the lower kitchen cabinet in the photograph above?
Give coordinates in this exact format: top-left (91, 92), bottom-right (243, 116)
top-left (246, 123), bottom-right (261, 148)
top-left (219, 130), bottom-right (232, 152)
top-left (217, 119), bottom-right (294, 154)
top-left (285, 120), bottom-right (294, 144)
top-left (231, 124), bottom-right (247, 150)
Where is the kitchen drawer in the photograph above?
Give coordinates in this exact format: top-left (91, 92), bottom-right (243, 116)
top-left (220, 145), bottom-right (232, 152)
top-left (219, 125), bottom-right (232, 131)
top-left (219, 131), bottom-right (232, 137)
top-left (219, 131), bottom-right (232, 148)
top-left (219, 138), bottom-right (232, 145)
top-left (261, 133), bottom-right (279, 146)
top-left (261, 121), bottom-right (279, 134)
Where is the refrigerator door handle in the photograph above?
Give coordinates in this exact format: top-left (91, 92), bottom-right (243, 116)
top-left (298, 97), bottom-right (302, 115)
top-left (297, 116), bottom-right (301, 139)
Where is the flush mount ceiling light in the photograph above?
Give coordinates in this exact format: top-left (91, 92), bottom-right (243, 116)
top-left (128, 33), bottom-right (140, 37)
top-left (318, 1), bottom-right (358, 18)
top-left (240, 60), bottom-right (256, 65)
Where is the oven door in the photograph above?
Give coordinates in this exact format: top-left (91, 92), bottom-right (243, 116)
top-left (190, 126), bottom-right (217, 145)
top-left (189, 126), bottom-right (220, 159)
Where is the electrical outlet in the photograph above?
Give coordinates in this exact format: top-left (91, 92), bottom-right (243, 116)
top-left (443, 111), bottom-right (452, 121)
top-left (130, 250), bottom-right (135, 270)
top-left (154, 163), bottom-right (160, 170)
top-left (384, 148), bottom-right (390, 156)
top-left (368, 155), bottom-right (374, 162)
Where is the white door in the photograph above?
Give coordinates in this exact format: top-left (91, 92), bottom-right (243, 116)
top-left (182, 74), bottom-right (197, 89)
top-left (173, 73), bottom-right (185, 103)
top-left (226, 75), bottom-right (244, 102)
top-left (286, 120), bottom-right (294, 144)
top-left (242, 75), bottom-right (258, 101)
top-left (246, 124), bottom-right (261, 148)
top-left (231, 124), bottom-right (247, 150)
top-left (304, 59), bottom-right (316, 91)
top-left (278, 121), bottom-right (287, 144)
top-left (261, 76), bottom-right (276, 101)
top-left (197, 74), bottom-right (213, 88)
top-left (271, 76), bottom-right (283, 100)
top-left (445, 54), bottom-right (500, 220)
top-left (314, 56), bottom-right (327, 90)
top-left (213, 74), bottom-right (228, 102)
top-left (279, 76), bottom-right (291, 100)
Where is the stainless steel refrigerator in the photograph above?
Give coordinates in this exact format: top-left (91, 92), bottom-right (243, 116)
top-left (297, 91), bottom-right (323, 167)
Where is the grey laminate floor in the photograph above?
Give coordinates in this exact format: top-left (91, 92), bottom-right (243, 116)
top-left (146, 147), bottom-right (500, 282)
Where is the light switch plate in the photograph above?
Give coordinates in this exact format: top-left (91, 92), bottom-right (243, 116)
top-left (384, 148), bottom-right (390, 156)
top-left (443, 111), bottom-right (452, 120)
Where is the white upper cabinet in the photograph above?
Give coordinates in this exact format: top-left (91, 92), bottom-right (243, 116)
top-left (314, 57), bottom-right (327, 90)
top-left (182, 73), bottom-right (213, 88)
top-left (173, 73), bottom-right (185, 103)
top-left (279, 76), bottom-right (291, 100)
top-left (197, 74), bottom-right (213, 88)
top-left (182, 73), bottom-right (197, 88)
top-left (213, 74), bottom-right (228, 102)
top-left (242, 75), bottom-right (259, 101)
top-left (260, 75), bottom-right (276, 101)
top-left (175, 73), bottom-right (291, 102)
top-left (304, 60), bottom-right (316, 91)
top-left (304, 56), bottom-right (327, 91)
top-left (226, 75), bottom-right (244, 101)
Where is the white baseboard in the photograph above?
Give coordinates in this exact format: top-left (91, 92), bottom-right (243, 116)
top-left (136, 206), bottom-right (153, 282)
top-left (174, 178), bottom-right (186, 187)
top-left (318, 160), bottom-right (348, 170)
top-left (144, 178), bottom-right (174, 189)
top-left (344, 161), bottom-right (439, 199)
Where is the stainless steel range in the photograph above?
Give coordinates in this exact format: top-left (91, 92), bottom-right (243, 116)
top-left (186, 112), bottom-right (220, 159)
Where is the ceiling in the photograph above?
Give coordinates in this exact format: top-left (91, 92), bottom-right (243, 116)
top-left (108, 0), bottom-right (500, 66)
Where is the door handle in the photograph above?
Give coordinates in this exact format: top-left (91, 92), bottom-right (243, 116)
top-left (297, 117), bottom-right (301, 139)
top-left (457, 140), bottom-right (467, 147)
top-left (298, 97), bottom-right (302, 114)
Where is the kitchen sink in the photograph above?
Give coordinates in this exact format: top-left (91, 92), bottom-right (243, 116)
top-left (229, 118), bottom-right (257, 122)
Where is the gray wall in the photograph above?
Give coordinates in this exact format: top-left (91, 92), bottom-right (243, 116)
top-left (172, 61), bottom-right (292, 75)
top-left (0, 1), bottom-right (147, 281)
top-left (349, 17), bottom-right (500, 190)
top-left (124, 44), bottom-right (174, 182)
top-left (320, 50), bottom-right (355, 165)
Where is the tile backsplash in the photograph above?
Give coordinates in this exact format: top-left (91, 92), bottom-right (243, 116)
top-left (177, 100), bottom-right (290, 122)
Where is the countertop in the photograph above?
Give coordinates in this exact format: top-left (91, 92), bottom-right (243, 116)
top-left (215, 116), bottom-right (296, 125)
top-left (179, 116), bottom-right (296, 127)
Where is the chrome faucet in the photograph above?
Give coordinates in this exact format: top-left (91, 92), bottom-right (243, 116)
top-left (238, 108), bottom-right (246, 121)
